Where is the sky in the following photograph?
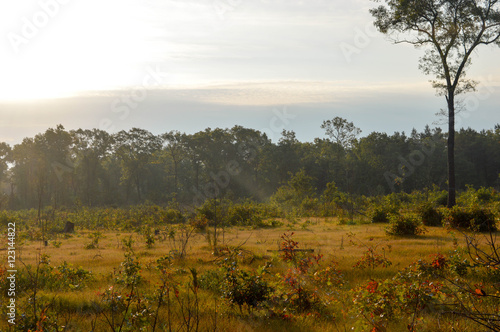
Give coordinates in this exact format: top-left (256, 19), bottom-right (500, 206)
top-left (0, 0), bottom-right (499, 145)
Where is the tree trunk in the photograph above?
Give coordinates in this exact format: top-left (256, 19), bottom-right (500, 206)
top-left (135, 172), bottom-right (142, 202)
top-left (447, 94), bottom-right (456, 208)
top-left (173, 159), bottom-right (178, 194)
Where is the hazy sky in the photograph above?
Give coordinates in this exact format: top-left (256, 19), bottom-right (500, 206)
top-left (1, 0), bottom-right (499, 144)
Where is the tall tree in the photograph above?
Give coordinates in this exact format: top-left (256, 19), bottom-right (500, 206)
top-left (370, 0), bottom-right (500, 207)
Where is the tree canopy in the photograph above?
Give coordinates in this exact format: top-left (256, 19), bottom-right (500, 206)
top-left (370, 0), bottom-right (500, 207)
top-left (1, 123), bottom-right (499, 210)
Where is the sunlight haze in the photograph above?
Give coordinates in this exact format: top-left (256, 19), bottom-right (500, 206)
top-left (1, 0), bottom-right (499, 143)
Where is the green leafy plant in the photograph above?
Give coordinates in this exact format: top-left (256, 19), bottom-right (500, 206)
top-left (140, 226), bottom-right (155, 249)
top-left (386, 213), bottom-right (426, 236)
top-left (370, 203), bottom-right (397, 223)
top-left (444, 206), bottom-right (498, 233)
top-left (273, 232), bottom-right (326, 313)
top-left (418, 204), bottom-right (443, 227)
top-left (220, 258), bottom-right (272, 312)
top-left (84, 231), bottom-right (103, 249)
top-left (349, 233), bottom-right (392, 272)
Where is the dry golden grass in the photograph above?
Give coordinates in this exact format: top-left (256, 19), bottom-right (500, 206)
top-left (2, 219), bottom-right (482, 331)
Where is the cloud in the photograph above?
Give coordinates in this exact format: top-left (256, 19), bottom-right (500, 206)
top-left (4, 79), bottom-right (497, 145)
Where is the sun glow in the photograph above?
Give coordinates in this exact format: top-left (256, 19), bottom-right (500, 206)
top-left (0, 0), bottom-right (165, 101)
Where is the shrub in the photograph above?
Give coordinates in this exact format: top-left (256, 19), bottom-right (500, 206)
top-left (476, 187), bottom-right (495, 202)
top-left (220, 259), bottom-right (272, 310)
top-left (164, 208), bottom-right (185, 224)
top-left (199, 269), bottom-right (225, 293)
top-left (252, 218), bottom-right (283, 229)
top-left (418, 204), bottom-right (443, 226)
top-left (116, 252), bottom-right (143, 286)
top-left (386, 213), bottom-right (425, 236)
top-left (140, 226), bottom-right (155, 248)
top-left (370, 202), bottom-right (398, 223)
top-left (448, 248), bottom-right (472, 277)
top-left (353, 248), bottom-right (392, 270)
top-left (435, 191), bottom-right (449, 206)
top-left (57, 261), bottom-right (94, 289)
top-left (371, 206), bottom-right (391, 223)
top-left (227, 202), bottom-right (263, 226)
top-left (445, 206), bottom-right (498, 233)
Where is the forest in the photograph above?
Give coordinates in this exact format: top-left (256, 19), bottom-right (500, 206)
top-left (0, 120), bottom-right (499, 331)
top-left (2, 0), bottom-right (500, 330)
top-left (1, 120), bottom-right (499, 211)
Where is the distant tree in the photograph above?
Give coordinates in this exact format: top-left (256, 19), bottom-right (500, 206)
top-left (321, 117), bottom-right (361, 149)
top-left (0, 142), bottom-right (11, 184)
top-left (0, 142), bottom-right (12, 208)
top-left (229, 125), bottom-right (270, 198)
top-left (40, 125), bottom-right (73, 208)
top-left (162, 130), bottom-right (185, 195)
top-left (275, 130), bottom-right (301, 184)
top-left (71, 129), bottom-right (114, 206)
top-left (370, 0), bottom-right (500, 207)
top-left (114, 128), bottom-right (162, 202)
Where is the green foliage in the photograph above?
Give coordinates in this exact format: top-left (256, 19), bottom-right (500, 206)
top-left (270, 169), bottom-right (318, 217)
top-left (457, 186), bottom-right (500, 206)
top-left (227, 201), bottom-right (264, 226)
top-left (370, 203), bottom-right (398, 223)
top-left (220, 258), bottom-right (272, 310)
top-left (198, 268), bottom-right (225, 293)
top-left (271, 232), bottom-right (329, 313)
top-left (447, 248), bottom-right (472, 277)
top-left (196, 198), bottom-right (231, 226)
top-left (140, 226), bottom-right (155, 248)
top-left (84, 231), bottom-right (102, 249)
top-left (385, 213), bottom-right (426, 236)
top-left (56, 261), bottom-right (94, 290)
top-left (0, 210), bottom-right (19, 226)
top-left (164, 208), bottom-right (186, 224)
top-left (14, 257), bottom-right (93, 292)
top-left (121, 235), bottom-right (135, 250)
top-left (1, 122), bottom-right (499, 212)
top-left (444, 206), bottom-right (498, 233)
top-left (352, 255), bottom-right (450, 331)
top-left (320, 182), bottom-right (344, 217)
top-left (96, 286), bottom-right (155, 331)
top-left (476, 187), bottom-right (496, 202)
top-left (353, 248), bottom-right (392, 270)
top-left (418, 204), bottom-right (443, 227)
top-left (116, 252), bottom-right (143, 286)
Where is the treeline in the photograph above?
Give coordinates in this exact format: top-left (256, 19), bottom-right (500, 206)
top-left (0, 120), bottom-right (499, 210)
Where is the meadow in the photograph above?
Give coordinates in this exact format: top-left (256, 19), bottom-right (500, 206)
top-left (1, 202), bottom-right (499, 332)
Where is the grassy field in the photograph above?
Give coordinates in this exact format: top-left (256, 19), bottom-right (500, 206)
top-left (1, 218), bottom-right (497, 331)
